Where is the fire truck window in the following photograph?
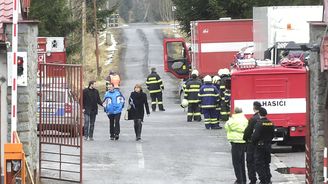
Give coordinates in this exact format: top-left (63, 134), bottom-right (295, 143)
top-left (277, 50), bottom-right (306, 64)
top-left (166, 42), bottom-right (186, 61)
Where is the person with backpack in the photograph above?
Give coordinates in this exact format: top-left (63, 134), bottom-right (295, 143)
top-left (103, 83), bottom-right (125, 140)
top-left (127, 84), bottom-right (150, 141)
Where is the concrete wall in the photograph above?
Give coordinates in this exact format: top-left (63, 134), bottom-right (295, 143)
top-left (0, 51), bottom-right (8, 174)
top-left (309, 23), bottom-right (328, 184)
top-left (2, 22), bottom-right (38, 178)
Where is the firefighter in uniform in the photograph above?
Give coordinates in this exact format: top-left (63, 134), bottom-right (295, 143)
top-left (146, 67), bottom-right (165, 111)
top-left (198, 75), bottom-right (220, 129)
top-left (184, 70), bottom-right (202, 122)
top-left (212, 75), bottom-right (222, 129)
top-left (251, 107), bottom-right (274, 184)
top-left (243, 101), bottom-right (262, 184)
top-left (219, 68), bottom-right (231, 121)
top-left (223, 78), bottom-right (231, 118)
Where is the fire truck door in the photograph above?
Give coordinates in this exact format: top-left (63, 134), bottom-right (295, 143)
top-left (163, 39), bottom-right (190, 79)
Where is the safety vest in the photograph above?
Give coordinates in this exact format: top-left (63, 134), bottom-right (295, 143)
top-left (110, 74), bottom-right (121, 88)
top-left (224, 113), bottom-right (248, 143)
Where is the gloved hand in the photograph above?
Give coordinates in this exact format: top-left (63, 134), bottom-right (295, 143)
top-left (161, 86), bottom-right (164, 90)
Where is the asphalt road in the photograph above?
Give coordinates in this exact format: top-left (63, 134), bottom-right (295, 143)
top-left (79, 24), bottom-right (306, 184)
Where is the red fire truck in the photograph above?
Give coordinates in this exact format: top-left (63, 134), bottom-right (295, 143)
top-left (163, 19), bottom-right (253, 79)
top-left (231, 58), bottom-right (308, 150)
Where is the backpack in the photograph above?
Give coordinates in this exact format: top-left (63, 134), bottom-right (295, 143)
top-left (104, 90), bottom-right (125, 115)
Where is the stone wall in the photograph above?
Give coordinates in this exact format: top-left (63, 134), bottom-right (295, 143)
top-left (309, 23), bottom-right (328, 184)
top-left (0, 49), bottom-right (8, 172)
top-left (3, 22), bottom-right (38, 178)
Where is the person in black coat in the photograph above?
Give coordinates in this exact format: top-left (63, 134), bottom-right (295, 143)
top-left (243, 101), bottom-right (262, 184)
top-left (128, 84), bottom-right (150, 141)
top-left (83, 80), bottom-right (103, 141)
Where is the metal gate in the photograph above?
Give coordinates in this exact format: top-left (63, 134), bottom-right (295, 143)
top-left (38, 63), bottom-right (83, 183)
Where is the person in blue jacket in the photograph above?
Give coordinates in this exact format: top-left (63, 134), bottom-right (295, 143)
top-left (103, 83), bottom-right (125, 140)
top-left (199, 75), bottom-right (220, 129)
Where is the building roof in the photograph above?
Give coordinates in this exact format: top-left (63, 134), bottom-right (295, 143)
top-left (0, 0), bottom-right (13, 41)
top-left (0, 0), bottom-right (29, 42)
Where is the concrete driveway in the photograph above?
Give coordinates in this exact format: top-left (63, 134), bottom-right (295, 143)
top-left (80, 23), bottom-right (306, 184)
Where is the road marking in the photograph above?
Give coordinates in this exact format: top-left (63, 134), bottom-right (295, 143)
top-left (136, 143), bottom-right (145, 169)
top-left (272, 154), bottom-right (301, 183)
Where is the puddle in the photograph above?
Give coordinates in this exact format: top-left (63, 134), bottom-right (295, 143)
top-left (275, 167), bottom-right (306, 175)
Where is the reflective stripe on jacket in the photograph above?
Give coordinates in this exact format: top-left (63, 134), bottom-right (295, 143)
top-left (184, 78), bottom-right (202, 104)
top-left (224, 113), bottom-right (248, 143)
top-left (198, 84), bottom-right (219, 109)
top-left (146, 72), bottom-right (163, 93)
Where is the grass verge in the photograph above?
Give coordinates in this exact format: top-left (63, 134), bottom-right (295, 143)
top-left (83, 28), bottom-right (123, 96)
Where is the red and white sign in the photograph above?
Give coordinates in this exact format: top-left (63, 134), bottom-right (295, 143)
top-left (320, 36), bottom-right (328, 72)
top-left (234, 98), bottom-right (306, 115)
top-left (45, 37), bottom-right (65, 52)
top-left (7, 52), bottom-right (28, 86)
top-left (37, 37), bottom-right (67, 75)
top-left (37, 37), bottom-right (47, 52)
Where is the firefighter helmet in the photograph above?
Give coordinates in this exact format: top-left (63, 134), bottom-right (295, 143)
top-left (181, 99), bottom-right (189, 108)
top-left (191, 70), bottom-right (199, 76)
top-left (203, 75), bottom-right (212, 83)
top-left (212, 75), bottom-right (220, 84)
top-left (222, 68), bottom-right (230, 76)
top-left (218, 69), bottom-right (224, 76)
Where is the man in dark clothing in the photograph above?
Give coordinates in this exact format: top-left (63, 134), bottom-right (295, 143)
top-left (184, 71), bottom-right (202, 122)
top-left (83, 81), bottom-right (103, 141)
top-left (251, 107), bottom-right (275, 184)
top-left (146, 67), bottom-right (165, 111)
top-left (243, 101), bottom-right (262, 184)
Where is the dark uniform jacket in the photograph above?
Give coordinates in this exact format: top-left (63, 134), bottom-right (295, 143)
top-left (83, 87), bottom-right (103, 115)
top-left (128, 91), bottom-right (150, 121)
top-left (219, 75), bottom-right (230, 91)
top-left (198, 84), bottom-right (220, 108)
top-left (251, 117), bottom-right (275, 144)
top-left (243, 112), bottom-right (261, 142)
top-left (184, 78), bottom-right (202, 104)
top-left (146, 72), bottom-right (164, 94)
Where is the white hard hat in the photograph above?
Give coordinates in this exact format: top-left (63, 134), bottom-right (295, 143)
top-left (181, 99), bottom-right (189, 108)
top-left (191, 70), bottom-right (199, 76)
top-left (212, 75), bottom-right (220, 84)
top-left (222, 68), bottom-right (230, 75)
top-left (218, 69), bottom-right (223, 76)
top-left (203, 75), bottom-right (212, 83)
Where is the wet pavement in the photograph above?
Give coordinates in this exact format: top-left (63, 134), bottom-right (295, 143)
top-left (77, 24), bottom-right (306, 184)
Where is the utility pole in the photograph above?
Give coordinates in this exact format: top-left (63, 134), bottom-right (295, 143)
top-left (93, 0), bottom-right (100, 77)
top-left (82, 0), bottom-right (86, 64)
